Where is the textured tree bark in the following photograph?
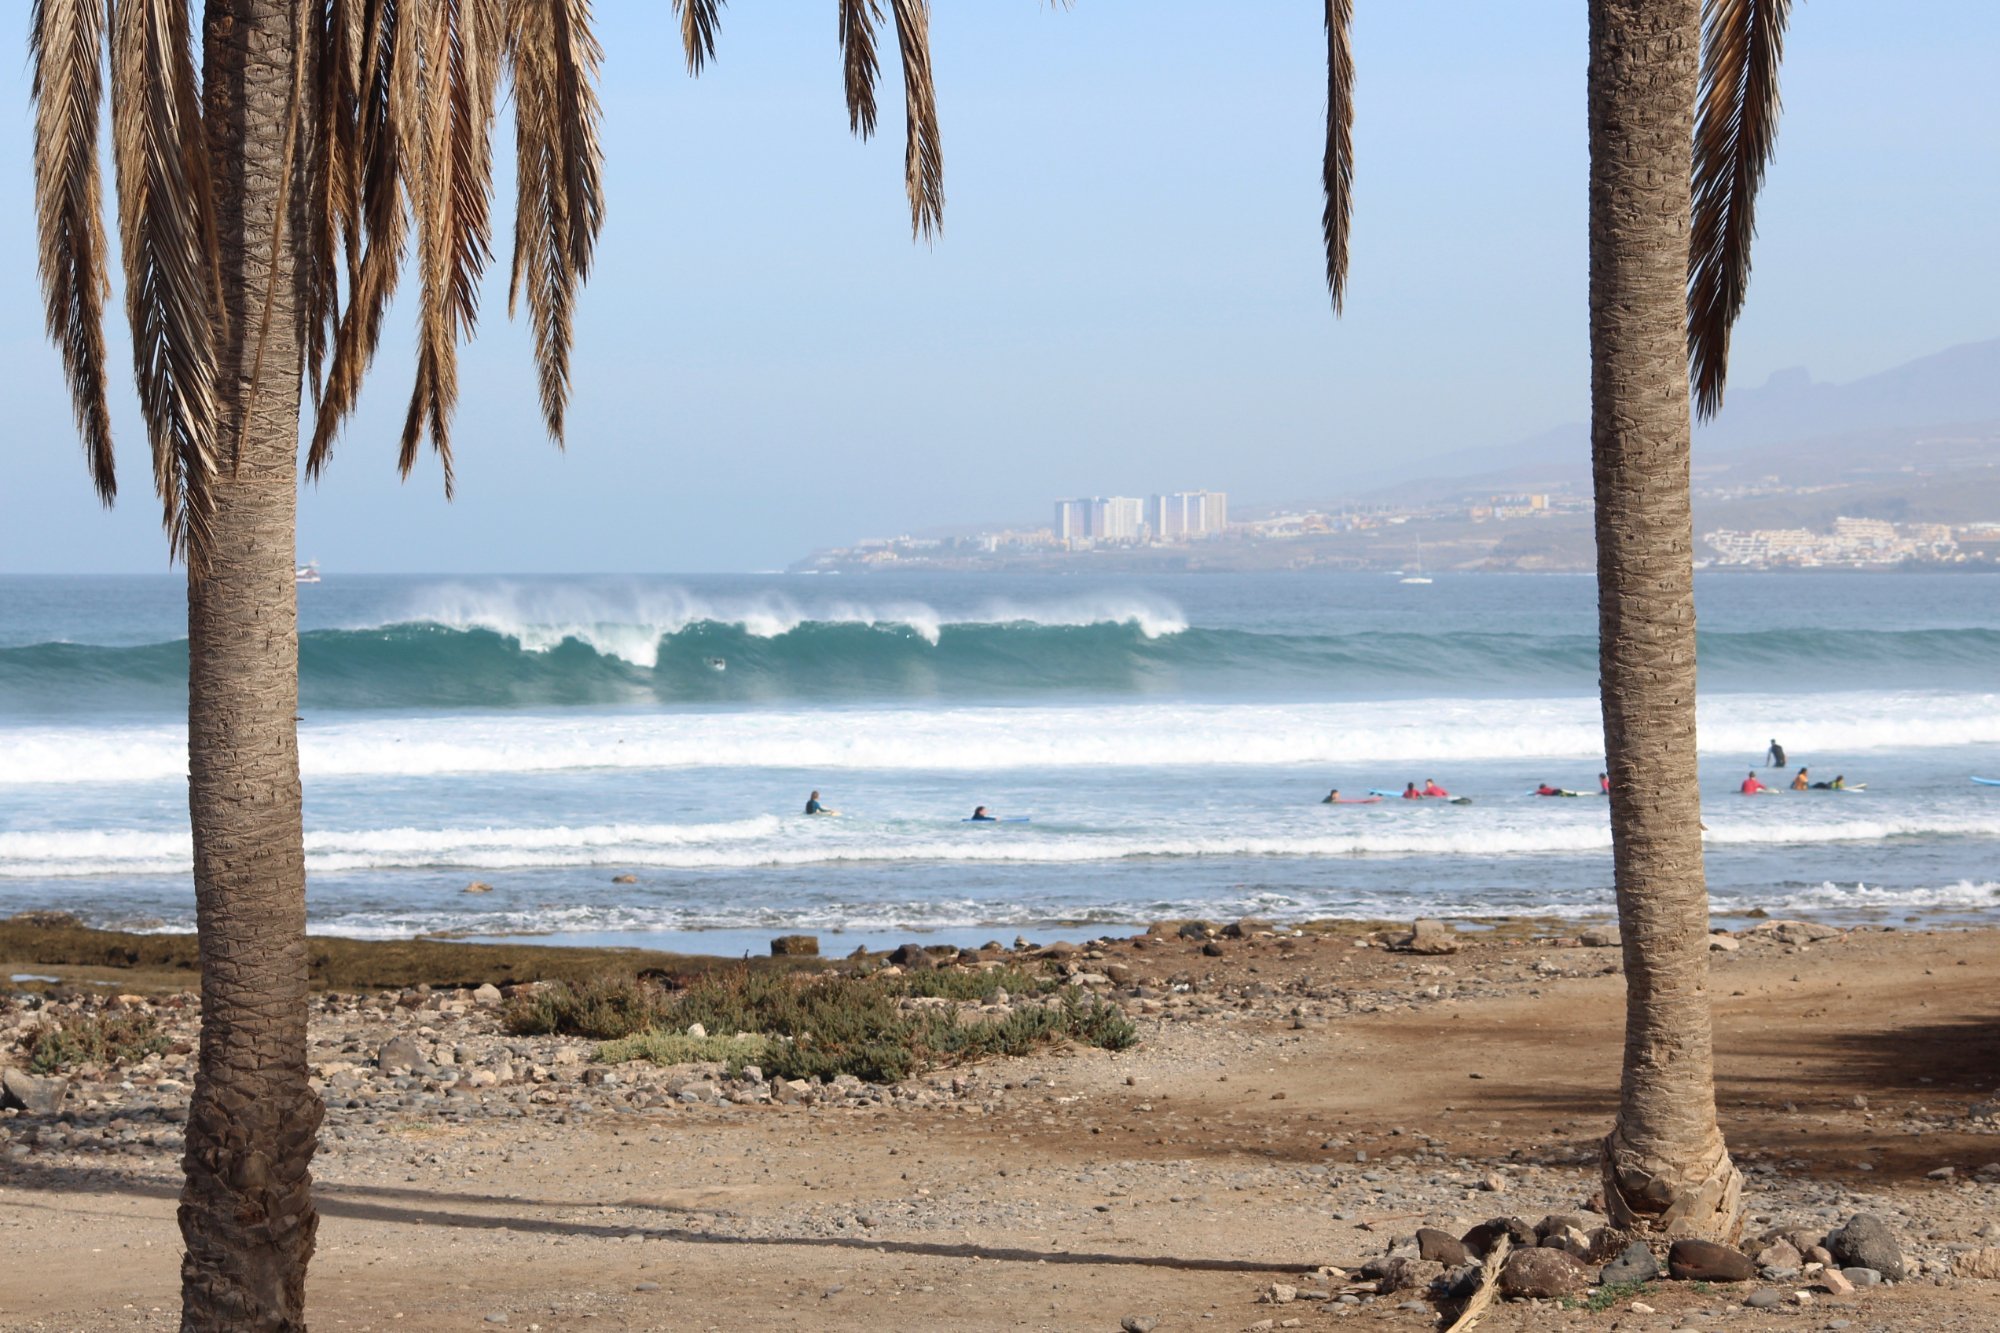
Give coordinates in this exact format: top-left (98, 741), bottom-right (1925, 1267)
top-left (179, 4), bottom-right (321, 1329)
top-left (1588, 0), bottom-right (1743, 1243)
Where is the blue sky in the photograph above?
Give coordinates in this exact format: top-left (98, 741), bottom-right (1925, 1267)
top-left (3, 3), bottom-right (1996, 573)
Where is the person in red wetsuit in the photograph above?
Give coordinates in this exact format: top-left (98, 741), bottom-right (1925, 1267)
top-left (1422, 779), bottom-right (1450, 798)
top-left (1599, 771), bottom-right (1610, 793)
top-left (1740, 770), bottom-right (1771, 794)
top-left (1401, 782), bottom-right (1423, 800)
top-left (1535, 783), bottom-right (1565, 797)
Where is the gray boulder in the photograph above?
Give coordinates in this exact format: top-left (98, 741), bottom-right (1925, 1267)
top-left (1599, 1241), bottom-right (1661, 1286)
top-left (1, 1067), bottom-right (67, 1115)
top-left (1826, 1213), bottom-right (1906, 1281)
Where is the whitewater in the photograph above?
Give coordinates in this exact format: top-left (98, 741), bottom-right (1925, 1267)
top-left (2, 570), bottom-right (1996, 946)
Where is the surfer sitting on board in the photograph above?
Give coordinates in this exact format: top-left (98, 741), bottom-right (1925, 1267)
top-left (1422, 779), bottom-right (1450, 798)
top-left (1791, 767), bottom-right (1811, 791)
top-left (969, 805), bottom-right (997, 822)
top-left (1766, 738), bottom-right (1786, 767)
top-left (804, 790), bottom-right (838, 816)
top-left (1741, 771), bottom-right (1772, 795)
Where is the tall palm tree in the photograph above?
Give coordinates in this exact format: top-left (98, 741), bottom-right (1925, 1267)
top-left (1316, 0), bottom-right (1791, 1241)
top-left (30, 2), bottom-right (943, 1327)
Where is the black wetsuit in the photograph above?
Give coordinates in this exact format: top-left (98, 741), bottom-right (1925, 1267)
top-left (805, 799), bottom-right (824, 815)
top-left (1767, 743), bottom-right (1786, 767)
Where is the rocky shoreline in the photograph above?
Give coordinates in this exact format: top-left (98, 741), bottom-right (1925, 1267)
top-left (6, 914), bottom-right (2000, 1329)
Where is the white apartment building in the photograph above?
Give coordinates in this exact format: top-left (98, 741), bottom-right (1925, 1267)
top-left (1148, 490), bottom-right (1229, 540)
top-left (1054, 496), bottom-right (1147, 545)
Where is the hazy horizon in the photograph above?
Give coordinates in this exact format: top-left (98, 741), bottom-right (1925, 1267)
top-left (4, 4), bottom-right (1996, 574)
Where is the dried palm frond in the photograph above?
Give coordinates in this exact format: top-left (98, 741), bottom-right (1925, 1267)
top-left (889, 0), bottom-right (942, 239)
top-left (505, 0), bottom-right (606, 441)
top-left (838, 0), bottom-right (882, 138)
top-left (672, 0), bottom-right (723, 74)
top-left (109, 0), bottom-right (222, 567)
top-left (30, 0), bottom-right (116, 503)
top-left (397, 0), bottom-right (506, 492)
top-left (297, 0), bottom-right (368, 405)
top-left (1688, 0), bottom-right (1792, 419)
top-left (309, 0), bottom-right (415, 478)
top-left (1321, 0), bottom-right (1354, 313)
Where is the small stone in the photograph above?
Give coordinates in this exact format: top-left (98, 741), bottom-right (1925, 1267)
top-left (1499, 1247), bottom-right (1589, 1299)
top-left (1629, 1302), bottom-right (1656, 1314)
top-left (1841, 1267), bottom-right (1882, 1288)
top-left (1599, 1241), bottom-right (1661, 1286)
top-left (375, 1035), bottom-right (428, 1075)
top-left (1120, 1318), bottom-right (1158, 1333)
top-left (1709, 933), bottom-right (1741, 952)
top-left (1826, 1213), bottom-right (1906, 1281)
top-left (1951, 1248), bottom-right (2000, 1280)
top-left (1743, 1288), bottom-right (1783, 1309)
top-left (1755, 1239), bottom-right (1803, 1271)
top-left (1668, 1238), bottom-right (1757, 1283)
top-left (472, 983), bottom-right (503, 1007)
top-left (888, 942), bottom-right (937, 970)
top-left (685, 1022), bottom-right (707, 1039)
top-left (634, 1282), bottom-right (660, 1292)
top-left (1462, 1217), bottom-right (1537, 1259)
top-left (1579, 926), bottom-right (1621, 947)
top-left (484, 1316), bottom-right (509, 1326)
top-left (1261, 1283), bottom-right (1297, 1304)
top-left (1398, 918), bottom-right (1461, 955)
top-left (1479, 1172), bottom-right (1508, 1192)
top-left (1417, 1227), bottom-right (1469, 1266)
top-left (1817, 1268), bottom-right (1855, 1295)
top-left (770, 934), bottom-right (819, 956)
top-left (0, 1068), bottom-right (67, 1116)
top-left (1372, 1258), bottom-right (1444, 1295)
top-left (1202, 940), bottom-right (1225, 957)
top-left (1925, 1165), bottom-right (1955, 1180)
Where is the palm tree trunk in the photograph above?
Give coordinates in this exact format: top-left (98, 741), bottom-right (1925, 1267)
top-left (1588, 0), bottom-right (1743, 1242)
top-left (179, 5), bottom-right (321, 1328)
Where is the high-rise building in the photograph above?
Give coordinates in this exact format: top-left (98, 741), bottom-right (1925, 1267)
top-left (1148, 490), bottom-right (1228, 540)
top-left (1054, 496), bottom-right (1147, 545)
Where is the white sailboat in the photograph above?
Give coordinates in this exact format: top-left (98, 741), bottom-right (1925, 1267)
top-left (295, 560), bottom-right (321, 584)
top-left (1399, 542), bottom-right (1432, 585)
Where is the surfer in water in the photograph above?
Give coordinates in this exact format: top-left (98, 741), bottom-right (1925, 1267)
top-left (1791, 767), bottom-right (1811, 791)
top-left (969, 806), bottom-right (997, 822)
top-left (1810, 774), bottom-right (1847, 790)
top-left (1421, 779), bottom-right (1450, 798)
top-left (1401, 782), bottom-right (1423, 800)
top-left (1321, 788), bottom-right (1342, 804)
top-left (1535, 783), bottom-right (1569, 797)
top-left (804, 790), bottom-right (837, 816)
top-left (1741, 770), bottom-right (1772, 795)
top-left (1599, 772), bottom-right (1610, 793)
top-left (1766, 738), bottom-right (1786, 767)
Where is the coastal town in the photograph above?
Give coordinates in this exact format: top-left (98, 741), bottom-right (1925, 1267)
top-left (792, 484), bottom-right (2000, 574)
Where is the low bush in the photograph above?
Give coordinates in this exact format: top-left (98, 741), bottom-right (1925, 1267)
top-left (512, 966), bottom-right (1136, 1084)
top-left (20, 1010), bottom-right (172, 1074)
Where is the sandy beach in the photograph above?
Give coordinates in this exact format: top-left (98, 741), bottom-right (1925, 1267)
top-left (4, 916), bottom-right (1999, 1331)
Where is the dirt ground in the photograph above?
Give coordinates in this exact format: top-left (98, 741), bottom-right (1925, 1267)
top-left (4, 921), bottom-right (1998, 1331)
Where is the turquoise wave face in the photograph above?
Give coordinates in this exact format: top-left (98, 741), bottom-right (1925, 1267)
top-left (5, 620), bottom-right (2000, 715)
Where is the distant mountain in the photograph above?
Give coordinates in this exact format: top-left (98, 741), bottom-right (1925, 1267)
top-left (1351, 336), bottom-right (2000, 505)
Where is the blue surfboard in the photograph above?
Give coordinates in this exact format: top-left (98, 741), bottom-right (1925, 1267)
top-left (962, 816), bottom-right (1031, 823)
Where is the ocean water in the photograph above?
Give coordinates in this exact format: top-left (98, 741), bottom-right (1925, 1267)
top-left (2, 571), bottom-right (1996, 949)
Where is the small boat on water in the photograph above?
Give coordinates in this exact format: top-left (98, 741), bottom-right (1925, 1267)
top-left (295, 560), bottom-right (321, 584)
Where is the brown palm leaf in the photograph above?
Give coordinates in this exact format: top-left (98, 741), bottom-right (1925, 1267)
top-left (309, 0), bottom-right (416, 478)
top-left (505, 0), bottom-right (605, 442)
top-left (1322, 0), bottom-right (1354, 313)
top-left (30, 0), bottom-right (116, 503)
top-left (672, 0), bottom-right (723, 74)
top-left (1688, 0), bottom-right (1793, 419)
top-left (396, 0), bottom-right (506, 492)
top-left (889, 0), bottom-right (942, 239)
top-left (297, 0), bottom-right (369, 404)
top-left (839, 0), bottom-right (882, 138)
top-left (109, 0), bottom-right (222, 568)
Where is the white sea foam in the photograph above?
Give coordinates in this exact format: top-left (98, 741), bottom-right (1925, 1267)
top-left (5, 689), bottom-right (1995, 786)
top-left (381, 582), bottom-right (1188, 664)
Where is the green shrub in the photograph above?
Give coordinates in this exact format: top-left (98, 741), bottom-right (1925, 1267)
top-left (20, 1010), bottom-right (172, 1074)
top-left (536, 967), bottom-right (1137, 1084)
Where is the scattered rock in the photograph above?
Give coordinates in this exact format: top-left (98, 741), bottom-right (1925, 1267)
top-left (1841, 1267), bottom-right (1882, 1288)
top-left (1396, 918), bottom-right (1461, 955)
top-left (1744, 1288), bottom-right (1783, 1309)
top-left (1416, 1227), bottom-right (1469, 1266)
top-left (1202, 941), bottom-right (1225, 957)
top-left (375, 1034), bottom-right (428, 1075)
top-left (1818, 1268), bottom-right (1856, 1295)
top-left (1599, 1241), bottom-right (1661, 1286)
top-left (770, 934), bottom-right (819, 956)
top-left (1462, 1217), bottom-right (1537, 1259)
top-left (1578, 926), bottom-right (1621, 948)
top-left (1668, 1238), bottom-right (1757, 1283)
top-left (471, 983), bottom-right (503, 1007)
top-left (1175, 921), bottom-right (1214, 941)
top-left (1221, 917), bottom-right (1274, 939)
top-left (685, 1023), bottom-right (707, 1040)
top-left (1751, 919), bottom-right (1841, 945)
top-left (1951, 1248), bottom-right (2000, 1280)
top-left (1372, 1258), bottom-right (1444, 1295)
top-left (1120, 1318), bottom-right (1158, 1333)
top-left (6, 910), bottom-right (83, 928)
top-left (1499, 1247), bottom-right (1589, 1299)
top-left (0, 1067), bottom-right (66, 1115)
top-left (1826, 1213), bottom-right (1906, 1281)
top-left (1259, 1282), bottom-right (1298, 1304)
top-left (1755, 1239), bottom-right (1803, 1271)
top-left (888, 943), bottom-right (938, 970)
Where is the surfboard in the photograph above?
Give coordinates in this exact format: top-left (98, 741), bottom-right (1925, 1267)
top-left (1973, 776), bottom-right (2000, 787)
top-left (1449, 797), bottom-right (1474, 805)
top-left (962, 816), bottom-right (1030, 823)
top-left (1367, 789), bottom-right (1399, 798)
top-left (1323, 797), bottom-right (1382, 805)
